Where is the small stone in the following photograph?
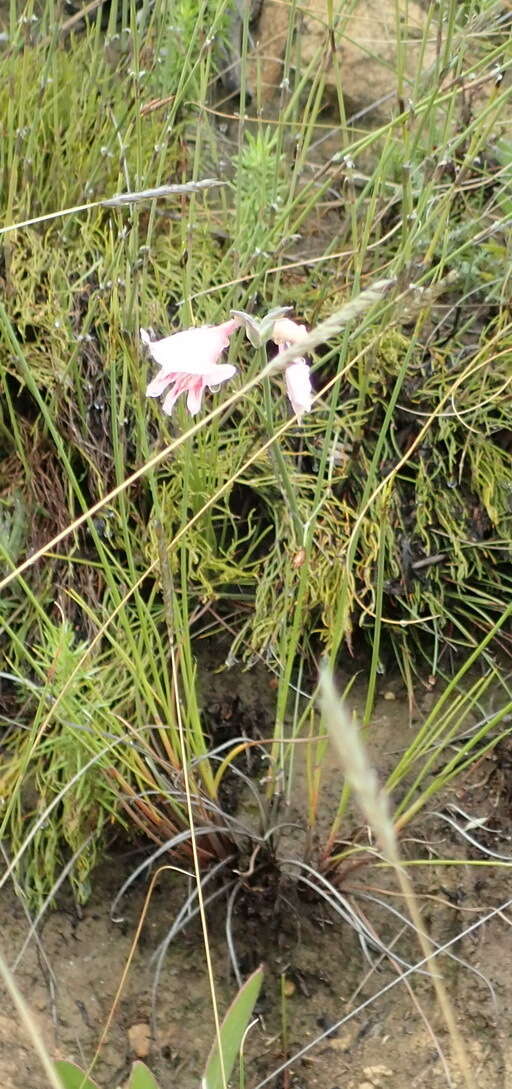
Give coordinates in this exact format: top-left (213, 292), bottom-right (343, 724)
top-left (128, 1022), bottom-right (151, 1058)
top-left (383, 690), bottom-right (396, 701)
top-left (363, 1066), bottom-right (394, 1084)
top-left (328, 1035), bottom-right (349, 1052)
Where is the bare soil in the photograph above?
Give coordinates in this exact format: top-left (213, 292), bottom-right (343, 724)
top-left (1, 668), bottom-right (512, 1089)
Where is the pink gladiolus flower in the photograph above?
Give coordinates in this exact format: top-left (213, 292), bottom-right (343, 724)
top-left (272, 317), bottom-right (312, 422)
top-left (142, 319), bottom-right (238, 416)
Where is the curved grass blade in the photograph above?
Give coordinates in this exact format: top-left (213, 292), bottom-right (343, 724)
top-left (128, 1061), bottom-right (160, 1089)
top-left (202, 965), bottom-right (264, 1089)
top-left (54, 1061), bottom-right (101, 1089)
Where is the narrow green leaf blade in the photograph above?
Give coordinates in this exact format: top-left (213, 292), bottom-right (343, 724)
top-left (54, 1060), bottom-right (101, 1089)
top-left (202, 965), bottom-right (264, 1089)
top-left (127, 1060), bottom-right (161, 1089)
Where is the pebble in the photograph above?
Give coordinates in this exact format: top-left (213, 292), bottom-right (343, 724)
top-left (128, 1022), bottom-right (151, 1058)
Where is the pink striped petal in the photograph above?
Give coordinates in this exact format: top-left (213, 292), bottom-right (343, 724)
top-left (161, 374), bottom-right (191, 416)
top-left (186, 377), bottom-right (206, 415)
top-left (285, 360), bottom-right (312, 421)
top-left (146, 370), bottom-right (174, 398)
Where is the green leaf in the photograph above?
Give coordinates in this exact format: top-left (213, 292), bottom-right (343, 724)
top-left (127, 1061), bottom-right (161, 1089)
top-left (202, 965), bottom-right (264, 1089)
top-left (230, 307), bottom-right (291, 347)
top-left (54, 1060), bottom-right (101, 1089)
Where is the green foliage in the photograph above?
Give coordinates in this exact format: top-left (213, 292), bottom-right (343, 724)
top-left (202, 965), bottom-right (264, 1089)
top-left (230, 128), bottom-right (287, 266)
top-left (54, 968), bottom-right (263, 1089)
top-left (1, 618), bottom-right (129, 906)
top-left (55, 1059), bottom-right (159, 1089)
top-left (1, 0), bottom-right (511, 909)
top-left (147, 0), bottom-right (233, 103)
top-left (55, 1062), bottom-right (101, 1089)
top-left (128, 1065), bottom-right (160, 1089)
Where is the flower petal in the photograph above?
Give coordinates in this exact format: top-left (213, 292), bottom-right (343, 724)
top-left (285, 360), bottom-right (312, 421)
top-left (146, 369), bottom-right (175, 398)
top-left (272, 317), bottom-right (307, 348)
top-left (204, 363), bottom-right (237, 390)
top-left (143, 320), bottom-right (238, 376)
top-left (215, 318), bottom-right (240, 340)
top-left (186, 377), bottom-right (206, 415)
top-left (161, 374), bottom-right (191, 416)
top-left (143, 319), bottom-right (238, 417)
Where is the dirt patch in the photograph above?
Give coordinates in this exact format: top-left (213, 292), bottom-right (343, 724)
top-left (1, 680), bottom-right (512, 1089)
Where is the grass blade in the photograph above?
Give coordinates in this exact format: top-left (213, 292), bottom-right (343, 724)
top-left (202, 965), bottom-right (264, 1089)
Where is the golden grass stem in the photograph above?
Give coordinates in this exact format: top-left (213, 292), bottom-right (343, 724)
top-left (319, 666), bottom-right (477, 1089)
